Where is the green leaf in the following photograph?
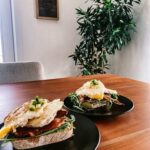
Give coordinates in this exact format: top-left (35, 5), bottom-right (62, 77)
top-left (69, 0), bottom-right (140, 75)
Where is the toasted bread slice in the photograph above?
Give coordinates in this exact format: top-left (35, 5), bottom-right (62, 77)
top-left (12, 122), bottom-right (74, 150)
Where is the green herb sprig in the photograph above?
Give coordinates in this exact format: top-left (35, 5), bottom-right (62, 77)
top-left (29, 96), bottom-right (45, 111)
top-left (91, 79), bottom-right (99, 86)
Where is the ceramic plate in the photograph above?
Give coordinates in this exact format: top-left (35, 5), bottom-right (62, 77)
top-left (64, 95), bottom-right (134, 117)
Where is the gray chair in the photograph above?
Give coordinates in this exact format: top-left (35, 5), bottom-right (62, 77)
top-left (0, 62), bottom-right (44, 84)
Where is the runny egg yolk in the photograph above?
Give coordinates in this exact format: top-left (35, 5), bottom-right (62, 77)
top-left (0, 126), bottom-right (11, 139)
top-left (88, 93), bottom-right (104, 100)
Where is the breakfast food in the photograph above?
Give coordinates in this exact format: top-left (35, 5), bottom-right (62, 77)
top-left (0, 97), bottom-right (75, 149)
top-left (67, 79), bottom-right (124, 111)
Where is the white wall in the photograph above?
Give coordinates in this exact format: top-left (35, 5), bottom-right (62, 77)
top-left (12, 0), bottom-right (150, 82)
top-left (110, 0), bottom-right (150, 82)
top-left (12, 0), bottom-right (89, 79)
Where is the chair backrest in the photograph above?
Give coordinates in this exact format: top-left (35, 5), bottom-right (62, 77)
top-left (0, 62), bottom-right (44, 84)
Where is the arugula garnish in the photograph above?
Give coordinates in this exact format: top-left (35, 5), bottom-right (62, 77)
top-left (111, 94), bottom-right (118, 99)
top-left (68, 93), bottom-right (84, 112)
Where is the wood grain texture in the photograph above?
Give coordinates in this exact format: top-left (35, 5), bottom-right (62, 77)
top-left (0, 74), bottom-right (150, 150)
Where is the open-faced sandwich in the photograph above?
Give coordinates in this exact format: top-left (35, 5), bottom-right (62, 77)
top-left (0, 97), bottom-right (75, 149)
top-left (66, 79), bottom-right (124, 112)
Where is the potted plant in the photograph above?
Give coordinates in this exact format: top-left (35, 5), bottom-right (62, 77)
top-left (70, 0), bottom-right (141, 75)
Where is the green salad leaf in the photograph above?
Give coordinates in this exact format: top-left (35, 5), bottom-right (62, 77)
top-left (111, 94), bottom-right (118, 99)
top-left (68, 93), bottom-right (85, 112)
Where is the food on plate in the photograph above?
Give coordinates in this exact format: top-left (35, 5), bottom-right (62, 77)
top-left (0, 96), bottom-right (75, 149)
top-left (67, 79), bottom-right (124, 111)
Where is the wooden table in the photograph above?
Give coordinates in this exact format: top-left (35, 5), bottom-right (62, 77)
top-left (0, 74), bottom-right (150, 150)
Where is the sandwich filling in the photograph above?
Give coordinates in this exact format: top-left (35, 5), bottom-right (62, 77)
top-left (67, 79), bottom-right (124, 111)
top-left (12, 109), bottom-right (70, 138)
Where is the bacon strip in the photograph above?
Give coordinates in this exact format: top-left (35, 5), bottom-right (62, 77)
top-left (13, 109), bottom-right (68, 138)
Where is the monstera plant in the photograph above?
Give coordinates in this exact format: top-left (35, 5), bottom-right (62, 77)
top-left (70, 0), bottom-right (141, 75)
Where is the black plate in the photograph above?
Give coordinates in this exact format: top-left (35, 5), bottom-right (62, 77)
top-left (0, 113), bottom-right (100, 150)
top-left (64, 95), bottom-right (134, 117)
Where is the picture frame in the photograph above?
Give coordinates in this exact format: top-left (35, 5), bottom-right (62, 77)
top-left (36, 0), bottom-right (59, 20)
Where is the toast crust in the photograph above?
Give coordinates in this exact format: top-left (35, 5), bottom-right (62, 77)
top-left (12, 125), bottom-right (73, 150)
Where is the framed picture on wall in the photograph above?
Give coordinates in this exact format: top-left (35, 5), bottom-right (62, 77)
top-left (36, 0), bottom-right (59, 20)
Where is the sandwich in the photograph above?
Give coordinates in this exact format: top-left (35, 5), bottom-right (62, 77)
top-left (0, 97), bottom-right (75, 149)
top-left (67, 79), bottom-right (124, 111)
